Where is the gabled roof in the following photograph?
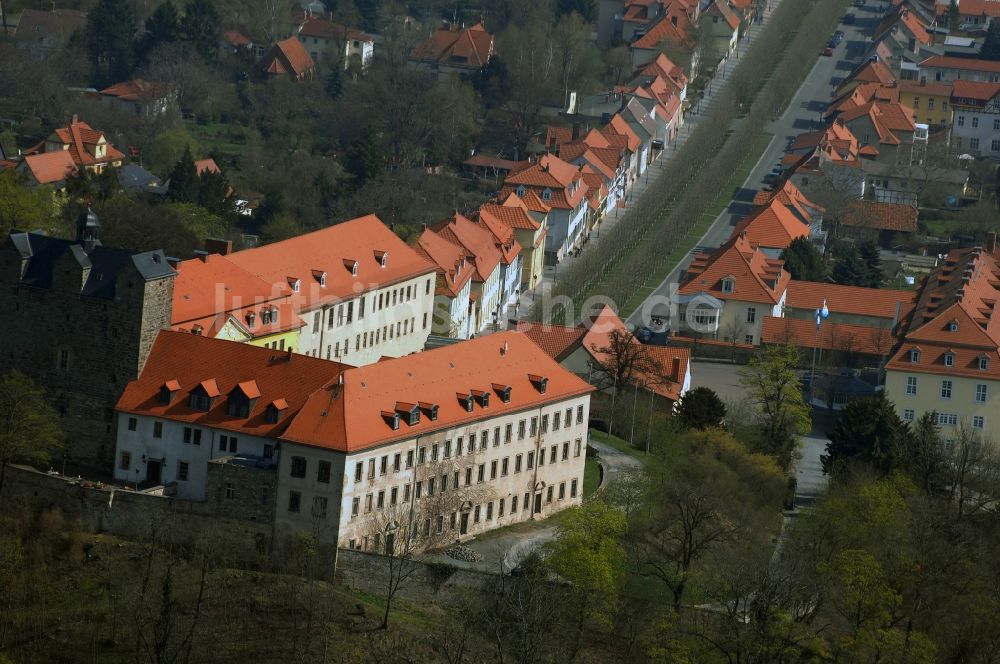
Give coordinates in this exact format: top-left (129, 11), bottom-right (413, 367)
top-left (842, 201), bottom-right (918, 232)
top-left (99, 79), bottom-right (174, 102)
top-left (873, 6), bottom-right (932, 47)
top-left (501, 154), bottom-right (587, 210)
top-left (919, 55), bottom-right (1000, 74)
top-left (430, 213), bottom-right (503, 283)
top-left (257, 37), bottom-right (315, 78)
top-left (897, 79), bottom-right (952, 97)
top-left (837, 60), bottom-right (897, 96)
top-left (116, 330), bottom-right (344, 438)
top-left (951, 79), bottom-right (1000, 103)
top-left (762, 316), bottom-right (893, 355)
top-left (839, 100), bottom-right (916, 146)
top-left (281, 331), bottom-right (594, 453)
top-left (409, 21), bottom-right (494, 70)
top-left (730, 198), bottom-right (811, 251)
top-left (706, 0), bottom-right (740, 30)
top-left (27, 115), bottom-right (124, 168)
top-left (785, 281), bottom-right (916, 319)
top-left (298, 16), bottom-right (372, 42)
top-left (679, 232), bottom-right (789, 304)
top-left (225, 214), bottom-right (436, 310)
top-left (632, 5), bottom-right (694, 50)
top-left (412, 228), bottom-right (476, 298)
top-left (19, 150), bottom-right (77, 185)
top-left (935, 0), bottom-right (1000, 17)
top-left (474, 208), bottom-right (523, 265)
top-left (752, 180), bottom-right (825, 221)
top-left (479, 194), bottom-right (542, 231)
top-left (12, 8), bottom-right (86, 44)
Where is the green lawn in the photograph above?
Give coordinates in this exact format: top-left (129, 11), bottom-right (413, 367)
top-left (185, 120), bottom-right (251, 158)
top-left (589, 429), bottom-right (645, 460)
top-left (620, 131), bottom-right (775, 318)
top-left (583, 456), bottom-right (601, 497)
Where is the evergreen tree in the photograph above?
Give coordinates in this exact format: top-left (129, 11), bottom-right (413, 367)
top-left (86, 0), bottom-right (137, 85)
top-left (344, 126), bottom-right (384, 189)
top-left (325, 67), bottom-right (344, 99)
top-left (859, 241), bottom-right (882, 288)
top-left (822, 395), bottom-right (904, 475)
top-left (981, 21), bottom-right (1000, 61)
top-left (831, 245), bottom-right (866, 286)
top-left (675, 387), bottom-right (727, 431)
top-left (138, 0), bottom-right (180, 61)
top-left (197, 168), bottom-right (230, 217)
top-left (167, 147), bottom-right (199, 203)
top-left (180, 0), bottom-right (221, 61)
top-left (557, 0), bottom-right (597, 21)
top-left (780, 236), bottom-right (827, 281)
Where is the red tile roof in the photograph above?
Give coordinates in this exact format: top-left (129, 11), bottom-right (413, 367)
top-left (920, 55), bottom-right (1000, 74)
top-left (28, 116), bottom-right (124, 169)
top-left (632, 5), bottom-right (694, 50)
top-left (281, 331), bottom-right (595, 453)
top-left (842, 201), bottom-right (918, 232)
top-left (897, 79), bottom-right (953, 98)
top-left (839, 100), bottom-right (916, 146)
top-left (412, 228), bottom-right (476, 298)
top-left (874, 6), bottom-right (932, 46)
top-left (951, 79), bottom-right (1000, 103)
top-left (98, 79), bottom-right (174, 102)
top-left (761, 316), bottom-right (893, 355)
top-left (752, 180), bottom-right (825, 221)
top-left (257, 37), bottom-right (316, 78)
top-left (225, 214), bottom-right (436, 311)
top-left (785, 280), bottom-right (916, 319)
top-left (430, 212), bottom-right (503, 283)
top-left (298, 17), bottom-right (372, 42)
top-left (935, 0), bottom-right (1000, 16)
top-left (514, 320), bottom-right (586, 360)
top-left (479, 195), bottom-right (541, 232)
top-left (19, 151), bottom-right (77, 184)
top-left (730, 198), bottom-right (811, 251)
top-left (680, 233), bottom-right (790, 305)
top-left (116, 330), bottom-right (344, 438)
top-left (409, 21), bottom-right (494, 70)
top-left (501, 154), bottom-right (587, 211)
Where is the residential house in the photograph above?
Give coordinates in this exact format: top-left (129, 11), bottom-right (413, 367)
top-left (885, 246), bottom-right (1000, 440)
top-left (23, 115), bottom-right (124, 175)
top-left (220, 27), bottom-right (261, 56)
top-left (428, 213), bottom-right (504, 333)
top-left (544, 124), bottom-right (627, 216)
top-left (676, 231), bottom-right (790, 345)
top-left (751, 179), bottom-right (825, 231)
top-left (919, 55), bottom-right (1000, 83)
top-left (516, 304), bottom-right (692, 407)
top-left (12, 8), bottom-right (86, 60)
top-left (293, 13), bottom-right (374, 70)
top-left (838, 200), bottom-right (919, 247)
top-left (478, 193), bottom-right (548, 293)
top-left (98, 80), bottom-right (177, 118)
top-left (703, 0), bottom-right (740, 56)
top-left (783, 281), bottom-right (916, 328)
top-left (898, 79), bottom-right (953, 129)
top-left (117, 164), bottom-right (168, 197)
top-left (412, 228), bottom-right (476, 339)
top-left (871, 6), bottom-right (935, 72)
top-left (835, 60), bottom-right (898, 99)
top-left (933, 0), bottom-right (1000, 31)
top-left (257, 37), bottom-right (317, 81)
top-left (474, 205), bottom-right (524, 312)
top-left (837, 99), bottom-right (919, 166)
top-left (408, 21), bottom-right (494, 77)
top-left (628, 0), bottom-right (698, 68)
top-left (277, 331), bottom-right (595, 548)
top-left (826, 82), bottom-right (900, 121)
top-left (113, 330), bottom-right (343, 499)
top-left (501, 154), bottom-right (590, 262)
top-left (16, 151), bottom-right (77, 188)
top-left (170, 248), bottom-right (305, 349)
top-left (224, 214), bottom-right (438, 365)
top-left (786, 121), bottom-right (868, 202)
top-left (730, 197), bottom-right (813, 257)
top-left (949, 80), bottom-right (1000, 156)
top-left (462, 154), bottom-right (519, 181)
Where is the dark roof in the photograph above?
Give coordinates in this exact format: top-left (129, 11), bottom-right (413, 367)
top-left (118, 164), bottom-right (166, 195)
top-left (8, 231), bottom-right (174, 299)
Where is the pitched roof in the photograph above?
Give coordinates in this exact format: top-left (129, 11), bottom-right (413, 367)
top-left (707, 0), bottom-right (741, 30)
top-left (730, 199), bottom-right (811, 251)
top-left (679, 233), bottom-right (790, 305)
top-left (225, 215), bottom-right (436, 310)
top-left (873, 6), bottom-right (932, 46)
top-left (28, 116), bottom-right (124, 168)
top-left (935, 0), bottom-right (1000, 17)
top-left (897, 79), bottom-right (953, 97)
top-left (19, 150), bottom-right (77, 184)
top-left (12, 8), bottom-right (86, 44)
top-left (412, 228), bottom-right (476, 298)
top-left (298, 17), bottom-right (372, 42)
top-left (116, 330), bottom-right (343, 438)
top-left (514, 320), bottom-right (587, 361)
top-left (919, 55), bottom-right (1000, 74)
top-left (839, 100), bottom-right (916, 146)
top-left (951, 79), bottom-right (1000, 103)
top-left (479, 195), bottom-right (542, 232)
top-left (430, 213), bottom-right (503, 282)
top-left (632, 6), bottom-right (694, 50)
top-left (837, 61), bottom-right (897, 96)
top-left (785, 281), bottom-right (916, 319)
top-left (842, 201), bottom-right (918, 232)
top-left (409, 21), bottom-right (493, 70)
top-left (257, 37), bottom-right (315, 78)
top-left (98, 79), bottom-right (174, 102)
top-left (501, 154), bottom-right (587, 210)
top-left (761, 316), bottom-right (893, 355)
top-left (752, 180), bottom-right (825, 222)
top-left (281, 331), bottom-right (595, 453)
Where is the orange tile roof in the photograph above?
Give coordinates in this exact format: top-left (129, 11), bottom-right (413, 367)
top-left (680, 233), bottom-right (790, 305)
top-left (98, 79), bottom-right (174, 102)
top-left (707, 0), bottom-right (741, 30)
top-left (951, 79), bottom-right (1000, 103)
top-left (897, 79), bottom-right (952, 97)
top-left (606, 114), bottom-right (642, 152)
top-left (935, 0), bottom-right (1000, 16)
top-left (842, 201), bottom-right (918, 232)
top-left (479, 196), bottom-right (541, 232)
top-left (430, 213), bottom-right (503, 283)
top-left (116, 330), bottom-right (344, 438)
top-left (30, 116), bottom-right (124, 168)
top-left (474, 208), bottom-right (523, 265)
top-left (752, 180), bottom-right (825, 220)
top-left (632, 6), bottom-right (693, 50)
top-left (920, 55), bottom-right (1000, 74)
top-left (171, 253), bottom-right (305, 337)
top-left (730, 199), bottom-right (811, 251)
top-left (19, 151), bottom-right (77, 184)
top-left (258, 37), bottom-right (315, 78)
top-left (785, 281), bottom-right (916, 319)
top-left (515, 320), bottom-right (587, 360)
top-left (281, 331), bottom-right (595, 453)
top-left (874, 7), bottom-right (932, 46)
top-left (298, 16), bottom-right (372, 42)
top-left (839, 100), bottom-right (916, 146)
top-left (225, 214), bottom-right (436, 311)
top-left (761, 317), bottom-right (893, 355)
top-left (412, 228), bottom-right (476, 298)
top-left (409, 21), bottom-right (493, 70)
top-left (501, 154), bottom-right (587, 211)
top-left (839, 61), bottom-right (897, 92)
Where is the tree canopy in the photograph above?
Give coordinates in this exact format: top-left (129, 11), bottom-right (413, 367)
top-left (675, 386), bottom-right (727, 430)
top-left (822, 395), bottom-right (904, 474)
top-left (739, 344), bottom-right (811, 470)
top-left (779, 236), bottom-right (826, 281)
top-left (0, 370), bottom-right (63, 499)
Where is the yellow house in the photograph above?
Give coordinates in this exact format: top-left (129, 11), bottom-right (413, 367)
top-left (885, 247), bottom-right (1000, 442)
top-left (898, 80), bottom-right (953, 130)
top-left (478, 192), bottom-right (549, 293)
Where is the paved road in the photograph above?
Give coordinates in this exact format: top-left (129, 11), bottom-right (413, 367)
top-left (589, 438), bottom-right (644, 487)
top-left (626, 6), bottom-right (881, 328)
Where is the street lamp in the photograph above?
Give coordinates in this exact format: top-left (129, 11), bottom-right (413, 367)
top-left (810, 299), bottom-right (829, 404)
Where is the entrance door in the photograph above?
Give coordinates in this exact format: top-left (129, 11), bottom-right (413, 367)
top-left (460, 512), bottom-right (469, 535)
top-left (534, 492), bottom-right (542, 514)
top-left (146, 460), bottom-right (162, 485)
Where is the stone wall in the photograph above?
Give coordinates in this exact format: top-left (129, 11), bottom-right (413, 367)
top-left (669, 336), bottom-right (758, 364)
top-left (336, 548), bottom-right (495, 601)
top-left (205, 457), bottom-right (277, 523)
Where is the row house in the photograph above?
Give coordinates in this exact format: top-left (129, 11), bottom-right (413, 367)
top-left (428, 213), bottom-right (507, 333)
top-left (871, 6), bottom-right (935, 74)
top-left (918, 55), bottom-right (1000, 84)
top-left (729, 197), bottom-right (813, 257)
top-left (517, 305), bottom-right (692, 408)
top-left (676, 232), bottom-right (790, 346)
top-left (501, 154), bottom-right (590, 263)
top-left (545, 125), bottom-right (628, 218)
top-left (783, 281), bottom-right (915, 329)
top-left (898, 79), bottom-right (953, 129)
top-left (835, 60), bottom-right (898, 100)
top-left (475, 204), bottom-right (525, 312)
top-left (408, 21), bottom-right (494, 78)
top-left (837, 99), bottom-right (920, 167)
top-left (478, 193), bottom-right (548, 293)
top-left (932, 0), bottom-right (1000, 31)
top-left (222, 214), bottom-right (438, 366)
top-left (751, 180), bottom-right (825, 232)
top-left (702, 0), bottom-right (740, 57)
top-left (949, 80), bottom-right (1000, 157)
top-left (278, 331), bottom-right (594, 548)
top-left (291, 11), bottom-right (375, 70)
top-left (885, 246), bottom-right (1000, 442)
top-left (412, 229), bottom-right (476, 340)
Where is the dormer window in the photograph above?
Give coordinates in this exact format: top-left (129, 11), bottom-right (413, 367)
top-left (516, 185), bottom-right (526, 197)
top-left (948, 320), bottom-right (959, 332)
top-left (260, 308), bottom-right (272, 325)
top-left (910, 348), bottom-right (921, 363)
top-left (492, 383), bottom-right (512, 403)
top-left (472, 390), bottom-right (490, 408)
top-left (419, 401), bottom-right (439, 421)
top-left (382, 410), bottom-right (401, 430)
top-left (944, 352), bottom-right (955, 367)
top-left (313, 270), bottom-right (327, 287)
top-left (541, 188), bottom-right (552, 201)
top-left (189, 379), bottom-right (220, 412)
top-left (227, 381), bottom-right (260, 418)
top-left (266, 399), bottom-right (288, 424)
top-left (459, 392), bottom-right (474, 412)
top-left (979, 356), bottom-right (990, 371)
top-left (721, 278), bottom-right (735, 294)
top-left (159, 380), bottom-right (181, 405)
top-left (376, 250), bottom-right (388, 268)
top-left (246, 311), bottom-right (256, 328)
top-left (288, 277), bottom-right (301, 292)
top-left (395, 402), bottom-right (420, 426)
top-left (344, 259), bottom-right (359, 276)
top-left (529, 374), bottom-right (548, 394)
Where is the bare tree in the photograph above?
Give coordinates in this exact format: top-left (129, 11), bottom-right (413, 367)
top-left (363, 503), bottom-right (420, 630)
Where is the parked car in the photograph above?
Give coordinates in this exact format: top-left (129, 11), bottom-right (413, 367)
top-left (853, 0), bottom-right (865, 6)
top-left (822, 46), bottom-right (834, 56)
top-left (834, 30), bottom-right (845, 40)
top-left (843, 12), bottom-right (855, 24)
top-left (635, 326), bottom-right (654, 343)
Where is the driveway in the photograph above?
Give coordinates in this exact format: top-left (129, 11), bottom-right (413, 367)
top-left (589, 438), bottom-right (644, 487)
top-left (689, 360), bottom-right (749, 403)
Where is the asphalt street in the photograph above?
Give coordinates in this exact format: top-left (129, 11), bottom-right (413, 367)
top-left (626, 5), bottom-right (882, 328)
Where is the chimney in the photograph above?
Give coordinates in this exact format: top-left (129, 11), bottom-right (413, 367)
top-left (193, 250), bottom-right (210, 262)
top-left (71, 114), bottom-right (78, 124)
top-left (989, 232), bottom-right (998, 255)
top-left (204, 238), bottom-right (232, 255)
top-left (671, 15), bottom-right (677, 26)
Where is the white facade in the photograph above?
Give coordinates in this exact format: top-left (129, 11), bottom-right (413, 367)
top-left (113, 414), bottom-right (278, 501)
top-left (294, 273), bottom-right (436, 366)
top-left (275, 394), bottom-right (591, 549)
top-left (950, 102), bottom-right (1000, 158)
top-left (474, 264), bottom-right (503, 333)
top-left (501, 253), bottom-right (523, 308)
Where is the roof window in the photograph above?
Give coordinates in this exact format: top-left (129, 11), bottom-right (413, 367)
top-left (528, 374), bottom-right (548, 394)
top-left (288, 277), bottom-right (301, 292)
top-left (944, 352), bottom-right (955, 367)
top-left (344, 259), bottom-right (359, 276)
top-left (910, 348), bottom-right (921, 363)
top-left (492, 383), bottom-right (512, 403)
top-left (313, 270), bottom-right (327, 287)
top-left (979, 356), bottom-right (990, 371)
top-left (721, 277), bottom-right (734, 294)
